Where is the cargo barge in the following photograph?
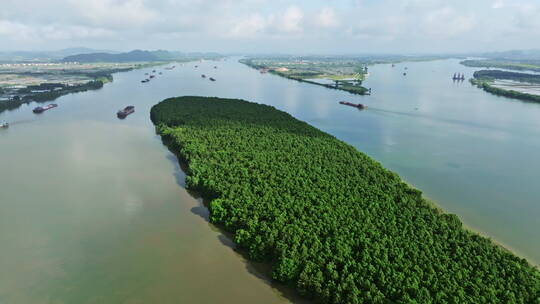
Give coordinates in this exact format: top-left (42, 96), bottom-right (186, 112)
top-left (117, 106), bottom-right (135, 119)
top-left (339, 101), bottom-right (367, 110)
top-left (33, 103), bottom-right (58, 113)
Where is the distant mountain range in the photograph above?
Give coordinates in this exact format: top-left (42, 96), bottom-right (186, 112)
top-left (479, 49), bottom-right (540, 61)
top-left (0, 48), bottom-right (115, 62)
top-left (60, 50), bottom-right (184, 63)
top-left (0, 48), bottom-right (221, 63)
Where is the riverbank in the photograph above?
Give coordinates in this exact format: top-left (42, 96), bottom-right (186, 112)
top-left (240, 58), bottom-right (370, 95)
top-left (470, 70), bottom-right (540, 103)
top-left (0, 78), bottom-right (110, 113)
top-left (0, 62), bottom-right (171, 114)
top-left (461, 59), bottom-right (540, 72)
top-left (151, 96), bottom-right (540, 304)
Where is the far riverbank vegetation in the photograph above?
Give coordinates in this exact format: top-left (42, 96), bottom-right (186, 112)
top-left (470, 70), bottom-right (540, 103)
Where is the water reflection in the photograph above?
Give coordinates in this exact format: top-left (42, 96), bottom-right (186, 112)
top-left (0, 57), bottom-right (539, 304)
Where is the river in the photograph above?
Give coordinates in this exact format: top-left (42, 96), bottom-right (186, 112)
top-left (0, 58), bottom-right (539, 303)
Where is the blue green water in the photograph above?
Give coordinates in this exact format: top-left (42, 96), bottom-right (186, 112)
top-left (0, 58), bottom-right (538, 303)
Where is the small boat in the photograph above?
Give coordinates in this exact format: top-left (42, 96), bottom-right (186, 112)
top-left (145, 73), bottom-right (148, 75)
top-left (403, 72), bottom-right (407, 76)
top-left (339, 101), bottom-right (367, 110)
top-left (149, 75), bottom-right (155, 79)
top-left (201, 74), bottom-right (206, 78)
top-left (152, 70), bottom-right (156, 73)
top-left (214, 66), bottom-right (217, 69)
top-left (159, 72), bottom-right (162, 75)
top-left (117, 106), bottom-right (135, 119)
top-left (195, 65), bottom-right (198, 68)
top-left (0, 121), bottom-right (8, 128)
top-left (209, 77), bottom-right (216, 81)
top-left (33, 103), bottom-right (58, 114)
top-left (141, 79), bottom-right (149, 83)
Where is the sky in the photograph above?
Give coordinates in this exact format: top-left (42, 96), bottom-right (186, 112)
top-left (0, 0), bottom-right (539, 54)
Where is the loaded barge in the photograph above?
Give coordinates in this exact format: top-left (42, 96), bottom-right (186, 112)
top-left (117, 106), bottom-right (135, 119)
top-left (33, 104), bottom-right (58, 113)
top-left (339, 101), bottom-right (367, 110)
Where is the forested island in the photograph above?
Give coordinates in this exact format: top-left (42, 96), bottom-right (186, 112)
top-left (151, 96), bottom-right (540, 304)
top-left (471, 70), bottom-right (540, 103)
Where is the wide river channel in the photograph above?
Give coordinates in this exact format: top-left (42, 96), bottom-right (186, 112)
top-left (1, 58), bottom-right (539, 303)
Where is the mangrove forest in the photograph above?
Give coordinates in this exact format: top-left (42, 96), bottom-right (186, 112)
top-left (151, 96), bottom-right (540, 304)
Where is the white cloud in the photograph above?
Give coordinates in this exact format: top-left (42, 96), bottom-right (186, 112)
top-left (316, 7), bottom-right (339, 28)
top-left (279, 6), bottom-right (304, 33)
top-left (492, 0), bottom-right (505, 9)
top-left (0, 0), bottom-right (540, 53)
top-left (423, 7), bottom-right (476, 38)
top-left (68, 0), bottom-right (158, 29)
top-left (0, 20), bottom-right (33, 40)
top-left (227, 6), bottom-right (305, 37)
top-left (229, 14), bottom-right (267, 37)
top-left (0, 20), bottom-right (114, 41)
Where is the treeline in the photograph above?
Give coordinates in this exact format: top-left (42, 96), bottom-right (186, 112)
top-left (473, 70), bottom-right (540, 84)
top-left (470, 70), bottom-right (540, 103)
top-left (151, 96), bottom-right (540, 304)
top-left (461, 59), bottom-right (540, 72)
top-left (471, 79), bottom-right (540, 103)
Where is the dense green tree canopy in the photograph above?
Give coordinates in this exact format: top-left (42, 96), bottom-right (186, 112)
top-left (151, 96), bottom-right (540, 304)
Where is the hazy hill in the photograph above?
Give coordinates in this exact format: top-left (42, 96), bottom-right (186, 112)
top-left (0, 48), bottom-right (112, 62)
top-left (61, 50), bottom-right (192, 63)
top-left (480, 49), bottom-right (540, 61)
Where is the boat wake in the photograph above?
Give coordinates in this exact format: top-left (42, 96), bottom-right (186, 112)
top-left (6, 119), bottom-right (37, 126)
top-left (367, 107), bottom-right (506, 132)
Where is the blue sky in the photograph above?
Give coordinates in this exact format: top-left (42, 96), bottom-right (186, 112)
top-left (0, 0), bottom-right (539, 53)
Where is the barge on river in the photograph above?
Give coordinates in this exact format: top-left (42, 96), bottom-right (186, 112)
top-left (33, 104), bottom-right (58, 113)
top-left (117, 106), bottom-right (135, 119)
top-left (339, 101), bottom-right (367, 110)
